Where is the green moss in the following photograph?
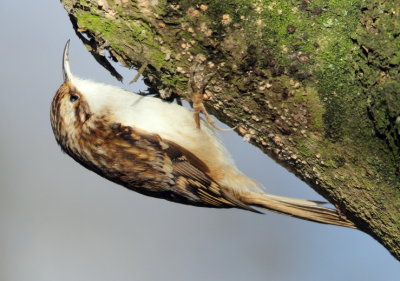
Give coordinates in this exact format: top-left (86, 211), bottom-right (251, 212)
top-left (202, 0), bottom-right (370, 146)
top-left (289, 2), bottom-right (362, 140)
top-left (297, 139), bottom-right (314, 157)
top-left (160, 73), bottom-right (188, 90)
top-left (291, 86), bottom-right (325, 132)
top-left (76, 13), bottom-right (122, 38)
top-left (76, 10), bottom-right (169, 70)
top-left (352, 1), bottom-right (400, 158)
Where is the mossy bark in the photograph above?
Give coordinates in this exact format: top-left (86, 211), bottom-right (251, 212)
top-left (60, 0), bottom-right (400, 260)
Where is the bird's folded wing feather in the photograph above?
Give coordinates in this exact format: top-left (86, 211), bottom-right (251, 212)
top-left (120, 124), bottom-right (258, 211)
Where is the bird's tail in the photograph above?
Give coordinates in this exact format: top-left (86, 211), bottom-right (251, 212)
top-left (240, 191), bottom-right (356, 228)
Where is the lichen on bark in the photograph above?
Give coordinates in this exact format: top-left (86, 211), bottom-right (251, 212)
top-left (60, 0), bottom-right (400, 259)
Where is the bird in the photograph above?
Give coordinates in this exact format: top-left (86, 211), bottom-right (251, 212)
top-left (50, 40), bottom-right (356, 229)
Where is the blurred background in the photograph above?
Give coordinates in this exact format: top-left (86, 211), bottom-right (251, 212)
top-left (0, 1), bottom-right (398, 281)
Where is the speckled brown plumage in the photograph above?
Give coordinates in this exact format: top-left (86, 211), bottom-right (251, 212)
top-left (51, 82), bottom-right (258, 212)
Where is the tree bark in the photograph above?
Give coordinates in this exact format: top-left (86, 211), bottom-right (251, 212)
top-left (60, 0), bottom-right (400, 260)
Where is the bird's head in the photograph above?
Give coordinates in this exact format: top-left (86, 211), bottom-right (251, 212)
top-left (50, 40), bottom-right (93, 148)
top-left (50, 41), bottom-right (143, 145)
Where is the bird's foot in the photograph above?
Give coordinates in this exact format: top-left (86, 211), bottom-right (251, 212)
top-left (188, 63), bottom-right (234, 131)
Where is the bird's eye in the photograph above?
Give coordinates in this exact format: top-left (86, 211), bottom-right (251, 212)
top-left (70, 94), bottom-right (79, 102)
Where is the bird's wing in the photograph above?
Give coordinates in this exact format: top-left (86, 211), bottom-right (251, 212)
top-left (113, 123), bottom-right (258, 211)
top-left (162, 140), bottom-right (260, 212)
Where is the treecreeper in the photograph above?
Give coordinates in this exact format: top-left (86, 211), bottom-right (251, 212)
top-left (50, 41), bottom-right (356, 229)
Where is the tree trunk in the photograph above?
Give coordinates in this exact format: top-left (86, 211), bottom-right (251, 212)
top-left (60, 0), bottom-right (400, 260)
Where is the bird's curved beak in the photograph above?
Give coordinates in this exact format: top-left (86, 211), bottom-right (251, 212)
top-left (63, 40), bottom-right (72, 82)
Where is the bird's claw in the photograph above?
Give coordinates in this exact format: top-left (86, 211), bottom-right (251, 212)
top-left (189, 63), bottom-right (234, 131)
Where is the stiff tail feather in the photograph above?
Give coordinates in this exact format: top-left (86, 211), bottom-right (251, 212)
top-left (241, 192), bottom-right (356, 228)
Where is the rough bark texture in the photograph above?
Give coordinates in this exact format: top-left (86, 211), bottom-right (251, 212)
top-left (60, 0), bottom-right (400, 260)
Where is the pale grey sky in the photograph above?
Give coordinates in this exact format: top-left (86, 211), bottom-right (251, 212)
top-left (0, 1), bottom-right (398, 281)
